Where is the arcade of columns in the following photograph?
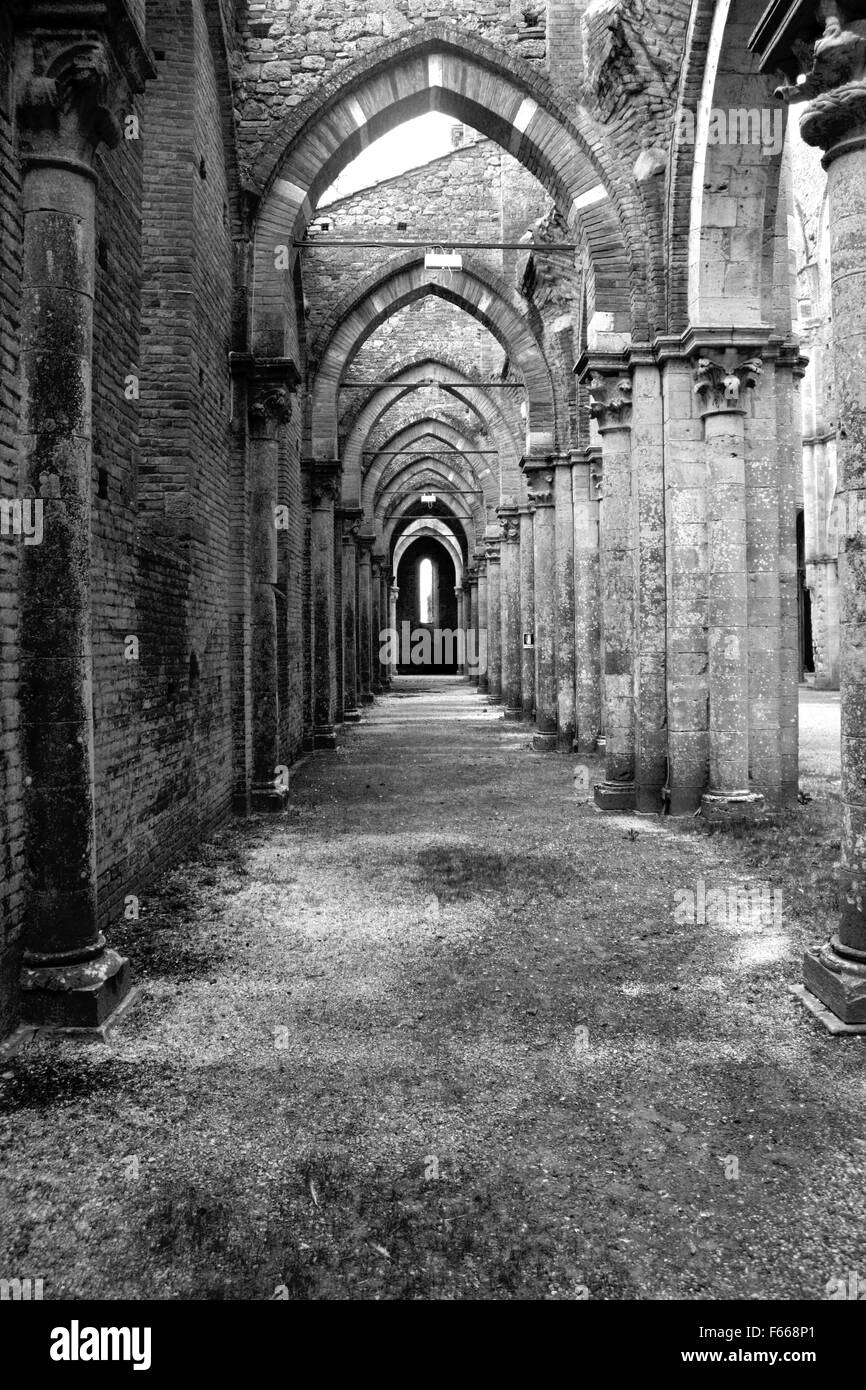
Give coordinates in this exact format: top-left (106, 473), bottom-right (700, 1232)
top-left (9, 0), bottom-right (866, 1032)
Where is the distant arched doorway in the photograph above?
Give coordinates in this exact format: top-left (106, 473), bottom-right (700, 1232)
top-left (395, 538), bottom-right (458, 675)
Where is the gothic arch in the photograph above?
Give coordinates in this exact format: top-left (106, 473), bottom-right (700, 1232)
top-left (308, 253), bottom-right (557, 458)
top-left (248, 25), bottom-right (644, 354)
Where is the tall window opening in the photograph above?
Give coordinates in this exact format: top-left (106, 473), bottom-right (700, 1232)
top-left (419, 558), bottom-right (433, 623)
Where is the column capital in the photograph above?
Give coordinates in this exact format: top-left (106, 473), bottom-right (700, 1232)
top-left (302, 458), bottom-right (341, 508)
top-left (691, 347), bottom-right (763, 416)
top-left (338, 506), bottom-right (364, 542)
top-left (585, 364), bottom-right (633, 432)
top-left (371, 551), bottom-right (387, 575)
top-left (232, 354), bottom-right (301, 433)
top-left (520, 455), bottom-right (556, 506)
top-left (750, 2), bottom-right (866, 164)
top-left (357, 532), bottom-right (376, 557)
top-left (497, 496), bottom-right (521, 542)
top-left (15, 1), bottom-right (156, 173)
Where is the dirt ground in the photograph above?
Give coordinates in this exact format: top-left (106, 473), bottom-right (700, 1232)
top-left (1, 680), bottom-right (862, 1301)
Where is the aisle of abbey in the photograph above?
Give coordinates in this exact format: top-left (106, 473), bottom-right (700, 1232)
top-left (2, 0), bottom-right (866, 1036)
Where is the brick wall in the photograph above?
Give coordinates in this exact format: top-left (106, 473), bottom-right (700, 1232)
top-left (0, 23), bottom-right (23, 1036)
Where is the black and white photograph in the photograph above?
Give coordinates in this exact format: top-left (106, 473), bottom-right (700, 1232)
top-left (0, 0), bottom-right (864, 1347)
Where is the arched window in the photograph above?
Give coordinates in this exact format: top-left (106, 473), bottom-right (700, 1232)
top-left (419, 557), bottom-right (433, 623)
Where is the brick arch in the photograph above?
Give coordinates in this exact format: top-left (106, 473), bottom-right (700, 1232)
top-left (392, 522), bottom-right (466, 587)
top-left (309, 254), bottom-right (556, 458)
top-left (249, 24), bottom-right (644, 352)
top-left (380, 473), bottom-right (479, 561)
top-left (341, 362), bottom-right (522, 506)
top-left (668, 0), bottom-right (789, 331)
top-left (369, 440), bottom-right (489, 537)
top-left (341, 350), bottom-right (520, 454)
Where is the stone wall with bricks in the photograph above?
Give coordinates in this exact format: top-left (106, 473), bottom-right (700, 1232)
top-left (0, 24), bottom-right (24, 1037)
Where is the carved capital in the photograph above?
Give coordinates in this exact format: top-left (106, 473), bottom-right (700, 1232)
top-left (232, 354), bottom-right (301, 435)
top-left (338, 506), bottom-right (363, 542)
top-left (521, 455), bottom-right (556, 507)
top-left (302, 461), bottom-right (341, 509)
top-left (15, 3), bottom-right (156, 170)
top-left (497, 498), bottom-right (521, 543)
top-left (692, 350), bottom-right (763, 413)
top-left (752, 2), bottom-right (866, 158)
top-left (588, 371), bottom-right (633, 430)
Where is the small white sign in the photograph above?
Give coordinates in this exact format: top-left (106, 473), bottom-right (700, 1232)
top-left (522, 633), bottom-right (534, 649)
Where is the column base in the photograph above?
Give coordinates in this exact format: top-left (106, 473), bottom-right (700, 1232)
top-left (504, 706), bottom-right (522, 721)
top-left (575, 736), bottom-right (598, 755)
top-left (594, 781), bottom-right (636, 811)
top-left (344, 708), bottom-right (362, 723)
top-left (361, 691), bottom-right (375, 705)
top-left (313, 726), bottom-right (337, 749)
top-left (250, 780), bottom-right (289, 813)
top-left (478, 679), bottom-right (489, 694)
top-left (532, 731), bottom-right (557, 752)
top-left (700, 789), bottom-right (765, 824)
top-left (557, 729), bottom-right (575, 753)
top-left (802, 938), bottom-right (866, 1026)
top-left (20, 947), bottom-right (133, 1032)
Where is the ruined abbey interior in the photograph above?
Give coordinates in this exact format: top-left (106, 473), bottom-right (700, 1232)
top-left (2, 0), bottom-right (866, 1305)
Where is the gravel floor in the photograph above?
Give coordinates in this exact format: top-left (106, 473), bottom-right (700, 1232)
top-left (0, 678), bottom-right (863, 1300)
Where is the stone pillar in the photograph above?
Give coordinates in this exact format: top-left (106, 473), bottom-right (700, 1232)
top-left (518, 504), bottom-right (536, 720)
top-left (340, 509), bottom-right (362, 722)
top-left (16, 18), bottom-right (154, 1028)
top-left (631, 356), bottom-right (668, 811)
top-left (247, 362), bottom-right (300, 807)
top-left (659, 353), bottom-right (709, 813)
top-left (485, 530), bottom-right (502, 703)
top-left (371, 553), bottom-right (385, 694)
top-left (693, 352), bottom-right (765, 822)
top-left (304, 461), bottom-right (340, 748)
top-left (585, 362), bottom-right (636, 809)
top-left (358, 535), bottom-right (374, 701)
top-left (455, 586), bottom-right (466, 676)
top-left (572, 449), bottom-right (601, 753)
top-left (389, 582), bottom-right (399, 677)
top-left (498, 500), bottom-right (522, 719)
top-left (468, 567), bottom-right (480, 684)
top-left (523, 458), bottom-right (557, 751)
top-left (554, 454), bottom-right (576, 750)
top-left (379, 564), bottom-right (392, 689)
top-left (760, 9), bottom-right (866, 1021)
top-left (476, 553), bottom-right (489, 693)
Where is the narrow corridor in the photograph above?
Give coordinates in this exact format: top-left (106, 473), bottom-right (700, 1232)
top-left (0, 686), bottom-right (861, 1299)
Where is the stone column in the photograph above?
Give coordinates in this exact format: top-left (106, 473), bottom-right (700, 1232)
top-left (468, 567), bottom-right (480, 684)
top-left (693, 352), bottom-right (765, 821)
top-left (455, 586), bottom-right (466, 676)
top-left (518, 503), bottom-right (536, 720)
top-left (485, 530), bottom-right (502, 702)
top-left (16, 19), bottom-right (154, 1028)
top-left (379, 564), bottom-right (392, 689)
top-left (572, 449), bottom-right (601, 753)
top-left (304, 461), bottom-right (340, 748)
top-left (523, 458), bottom-right (557, 751)
top-left (340, 509), bottom-right (362, 722)
top-left (476, 553), bottom-right (489, 693)
top-left (389, 581), bottom-right (399, 677)
top-left (498, 500), bottom-right (522, 720)
top-left (371, 554), bottom-right (385, 695)
top-left (358, 535), bottom-right (374, 701)
top-left (631, 355), bottom-right (668, 811)
top-left (760, 9), bottom-right (866, 1021)
top-left (247, 362), bottom-right (300, 807)
top-left (555, 454), bottom-right (576, 750)
top-left (585, 362), bottom-right (636, 809)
